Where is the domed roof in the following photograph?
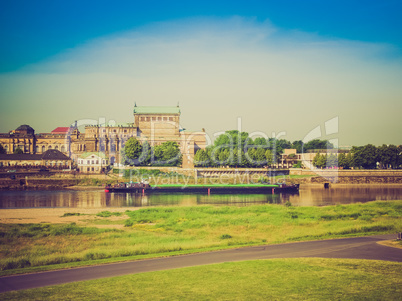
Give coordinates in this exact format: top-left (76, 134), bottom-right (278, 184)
top-left (15, 124), bottom-right (35, 134)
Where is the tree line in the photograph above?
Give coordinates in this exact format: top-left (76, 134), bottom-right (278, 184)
top-left (121, 138), bottom-right (182, 167)
top-left (313, 144), bottom-right (402, 169)
top-left (194, 130), bottom-right (333, 168)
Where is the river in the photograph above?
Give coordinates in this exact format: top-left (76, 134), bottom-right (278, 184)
top-left (0, 185), bottom-right (401, 208)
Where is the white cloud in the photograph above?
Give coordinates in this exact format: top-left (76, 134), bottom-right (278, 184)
top-left (1, 17), bottom-right (401, 145)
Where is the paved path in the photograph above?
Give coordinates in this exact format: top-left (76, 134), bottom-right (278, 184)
top-left (1, 234), bottom-right (401, 293)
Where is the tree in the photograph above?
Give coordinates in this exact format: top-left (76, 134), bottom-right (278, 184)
top-left (327, 154), bottom-right (338, 168)
top-left (351, 144), bottom-right (378, 169)
top-left (338, 153), bottom-right (351, 169)
top-left (304, 139), bottom-right (334, 151)
top-left (265, 149), bottom-right (273, 167)
top-left (194, 149), bottom-right (210, 167)
top-left (13, 147), bottom-right (23, 154)
top-left (292, 140), bottom-right (303, 153)
top-left (123, 138), bottom-right (143, 165)
top-left (378, 144), bottom-right (399, 169)
top-left (313, 153), bottom-right (327, 169)
top-left (153, 141), bottom-right (181, 166)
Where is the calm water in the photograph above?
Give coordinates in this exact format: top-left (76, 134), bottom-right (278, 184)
top-left (0, 185), bottom-right (401, 208)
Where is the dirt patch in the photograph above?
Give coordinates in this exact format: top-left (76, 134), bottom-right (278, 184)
top-left (377, 240), bottom-right (402, 249)
top-left (0, 208), bottom-right (138, 228)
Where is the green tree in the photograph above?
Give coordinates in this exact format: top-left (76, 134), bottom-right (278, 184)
top-left (351, 144), bottom-right (378, 169)
top-left (265, 149), bottom-right (273, 167)
top-left (292, 140), bottom-right (303, 153)
top-left (313, 153), bottom-right (327, 169)
top-left (194, 149), bottom-right (210, 167)
top-left (378, 144), bottom-right (399, 169)
top-left (327, 154), bottom-right (338, 168)
top-left (123, 138), bottom-right (143, 165)
top-left (304, 139), bottom-right (334, 151)
top-left (153, 141), bottom-right (181, 166)
top-left (338, 153), bottom-right (351, 169)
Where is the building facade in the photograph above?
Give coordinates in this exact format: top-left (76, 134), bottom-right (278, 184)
top-left (0, 105), bottom-right (206, 169)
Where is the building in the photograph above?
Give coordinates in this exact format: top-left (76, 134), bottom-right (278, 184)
top-left (0, 149), bottom-right (72, 169)
top-left (77, 152), bottom-right (109, 173)
top-left (0, 104), bottom-right (207, 169)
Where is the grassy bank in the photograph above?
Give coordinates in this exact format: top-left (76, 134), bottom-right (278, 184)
top-left (0, 201), bottom-right (401, 274)
top-left (2, 258), bottom-right (401, 300)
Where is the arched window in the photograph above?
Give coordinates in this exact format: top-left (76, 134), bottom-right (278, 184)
top-left (42, 146), bottom-right (45, 153)
top-left (48, 145), bottom-right (52, 150)
top-left (36, 146), bottom-right (39, 153)
top-left (55, 145), bottom-right (59, 150)
top-left (61, 145), bottom-right (66, 153)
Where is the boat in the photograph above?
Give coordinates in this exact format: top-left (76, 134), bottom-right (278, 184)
top-left (104, 182), bottom-right (299, 194)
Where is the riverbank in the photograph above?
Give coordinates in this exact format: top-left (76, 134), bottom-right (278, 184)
top-left (1, 200), bottom-right (401, 275)
top-left (1, 168), bottom-right (402, 190)
top-left (0, 207), bottom-right (133, 226)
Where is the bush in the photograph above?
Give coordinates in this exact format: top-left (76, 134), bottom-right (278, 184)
top-left (96, 211), bottom-right (122, 218)
top-left (220, 234), bottom-right (232, 240)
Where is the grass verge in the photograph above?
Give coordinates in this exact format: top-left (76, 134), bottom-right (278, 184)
top-left (1, 200), bottom-right (401, 275)
top-left (1, 258), bottom-right (401, 300)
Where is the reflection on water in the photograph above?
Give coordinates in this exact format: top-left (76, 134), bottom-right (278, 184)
top-left (0, 185), bottom-right (401, 208)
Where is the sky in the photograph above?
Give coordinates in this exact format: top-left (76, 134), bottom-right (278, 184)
top-left (0, 0), bottom-right (401, 147)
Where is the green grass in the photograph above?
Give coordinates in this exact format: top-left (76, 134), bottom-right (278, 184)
top-left (1, 258), bottom-right (401, 300)
top-left (1, 200), bottom-right (401, 274)
top-left (96, 211), bottom-right (122, 217)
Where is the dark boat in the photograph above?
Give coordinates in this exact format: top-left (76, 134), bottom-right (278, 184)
top-left (105, 182), bottom-right (299, 194)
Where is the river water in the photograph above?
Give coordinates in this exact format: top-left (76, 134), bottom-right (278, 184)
top-left (0, 185), bottom-right (401, 209)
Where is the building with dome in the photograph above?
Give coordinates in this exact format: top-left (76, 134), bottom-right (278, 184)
top-left (0, 105), bottom-right (206, 169)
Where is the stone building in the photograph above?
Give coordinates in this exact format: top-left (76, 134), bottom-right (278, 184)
top-left (77, 152), bottom-right (109, 173)
top-left (0, 104), bottom-right (206, 169)
top-left (0, 149), bottom-right (72, 169)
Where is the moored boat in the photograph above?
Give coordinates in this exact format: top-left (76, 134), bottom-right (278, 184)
top-left (105, 182), bottom-right (299, 194)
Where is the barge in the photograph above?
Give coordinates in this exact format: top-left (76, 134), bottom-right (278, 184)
top-left (104, 183), bottom-right (299, 194)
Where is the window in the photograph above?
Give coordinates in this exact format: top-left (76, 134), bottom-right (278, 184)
top-left (48, 146), bottom-right (52, 150)
top-left (96, 160), bottom-right (99, 164)
top-left (124, 129), bottom-right (127, 133)
top-left (91, 160), bottom-right (94, 164)
top-left (42, 146), bottom-right (45, 153)
top-left (61, 145), bottom-right (65, 152)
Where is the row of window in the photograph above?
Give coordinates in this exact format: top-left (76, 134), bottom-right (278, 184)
top-left (78, 159), bottom-right (108, 165)
top-left (140, 116), bottom-right (175, 122)
top-left (36, 145), bottom-right (66, 153)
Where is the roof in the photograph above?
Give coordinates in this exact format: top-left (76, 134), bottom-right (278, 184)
top-left (79, 152), bottom-right (107, 159)
top-left (0, 149), bottom-right (71, 161)
top-left (15, 124), bottom-right (35, 134)
top-left (51, 127), bottom-right (70, 133)
top-left (41, 149), bottom-right (71, 160)
top-left (133, 106), bottom-right (180, 115)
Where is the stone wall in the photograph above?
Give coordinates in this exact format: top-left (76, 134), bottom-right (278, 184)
top-left (0, 178), bottom-right (79, 190)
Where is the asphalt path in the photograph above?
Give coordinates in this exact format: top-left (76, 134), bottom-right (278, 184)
top-left (0, 234), bottom-right (401, 293)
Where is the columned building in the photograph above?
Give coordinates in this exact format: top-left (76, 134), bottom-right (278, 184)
top-left (0, 104), bottom-right (206, 168)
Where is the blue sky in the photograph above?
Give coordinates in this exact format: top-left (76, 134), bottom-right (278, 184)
top-left (0, 0), bottom-right (401, 145)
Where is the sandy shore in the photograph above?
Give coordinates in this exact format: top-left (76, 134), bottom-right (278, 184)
top-left (0, 207), bottom-right (137, 225)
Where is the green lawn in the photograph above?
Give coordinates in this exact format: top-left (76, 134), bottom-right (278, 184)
top-left (1, 200), bottom-right (401, 275)
top-left (2, 258), bottom-right (401, 300)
